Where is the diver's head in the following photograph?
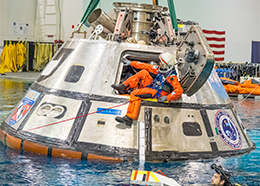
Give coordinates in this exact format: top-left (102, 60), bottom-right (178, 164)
top-left (211, 172), bottom-right (225, 186)
top-left (211, 163), bottom-right (232, 186)
top-left (159, 52), bottom-right (176, 69)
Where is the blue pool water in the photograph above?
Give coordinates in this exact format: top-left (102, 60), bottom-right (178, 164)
top-left (0, 78), bottom-right (259, 185)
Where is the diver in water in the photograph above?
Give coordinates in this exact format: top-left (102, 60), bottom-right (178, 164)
top-left (211, 163), bottom-right (243, 186)
top-left (111, 52), bottom-right (183, 126)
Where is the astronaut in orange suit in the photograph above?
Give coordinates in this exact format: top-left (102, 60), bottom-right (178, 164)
top-left (112, 52), bottom-right (183, 126)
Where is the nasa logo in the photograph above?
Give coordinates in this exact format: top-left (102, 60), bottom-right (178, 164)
top-left (215, 110), bottom-right (242, 150)
top-left (9, 90), bottom-right (41, 126)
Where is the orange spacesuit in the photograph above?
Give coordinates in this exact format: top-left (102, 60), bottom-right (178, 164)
top-left (112, 52), bottom-right (183, 126)
top-left (122, 62), bottom-right (158, 89)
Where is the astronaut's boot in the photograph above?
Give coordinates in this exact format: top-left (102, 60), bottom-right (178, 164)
top-left (111, 84), bottom-right (127, 94)
top-left (115, 116), bottom-right (133, 126)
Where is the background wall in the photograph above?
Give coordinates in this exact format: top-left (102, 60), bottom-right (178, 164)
top-left (175, 0), bottom-right (260, 62)
top-left (0, 0), bottom-right (260, 62)
top-left (62, 0), bottom-right (84, 40)
top-left (0, 0), bottom-right (37, 54)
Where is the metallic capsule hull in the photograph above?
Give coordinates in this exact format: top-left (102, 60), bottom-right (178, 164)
top-left (0, 38), bottom-right (255, 162)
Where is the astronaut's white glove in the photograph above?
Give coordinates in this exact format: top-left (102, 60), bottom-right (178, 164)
top-left (157, 96), bottom-right (167, 102)
top-left (121, 57), bottom-right (131, 66)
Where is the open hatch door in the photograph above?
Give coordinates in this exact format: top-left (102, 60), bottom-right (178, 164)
top-left (177, 25), bottom-right (215, 96)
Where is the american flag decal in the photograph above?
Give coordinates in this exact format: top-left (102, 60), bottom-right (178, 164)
top-left (202, 29), bottom-right (225, 62)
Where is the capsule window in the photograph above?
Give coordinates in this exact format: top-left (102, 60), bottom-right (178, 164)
top-left (182, 122), bottom-right (202, 136)
top-left (64, 65), bottom-right (85, 83)
top-left (37, 48), bottom-right (74, 82)
top-left (164, 116), bottom-right (170, 124)
top-left (154, 115), bottom-right (160, 122)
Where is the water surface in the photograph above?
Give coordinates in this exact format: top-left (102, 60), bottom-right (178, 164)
top-left (0, 78), bottom-right (259, 185)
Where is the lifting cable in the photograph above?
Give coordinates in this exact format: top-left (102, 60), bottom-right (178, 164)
top-left (234, 84), bottom-right (259, 106)
top-left (153, 0), bottom-right (178, 32)
top-left (167, 0), bottom-right (178, 32)
top-left (26, 102), bottom-right (128, 132)
top-left (153, 0), bottom-right (158, 5)
top-left (80, 0), bottom-right (100, 28)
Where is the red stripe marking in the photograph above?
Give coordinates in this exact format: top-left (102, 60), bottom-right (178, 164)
top-left (159, 54), bottom-right (168, 66)
top-left (134, 170), bottom-right (138, 180)
top-left (213, 51), bottom-right (225, 55)
top-left (26, 102), bottom-right (128, 131)
top-left (215, 57), bottom-right (225, 61)
top-left (115, 13), bottom-right (124, 31)
top-left (209, 44), bottom-right (225, 48)
top-left (206, 37), bottom-right (225, 42)
top-left (155, 170), bottom-right (168, 177)
top-left (146, 171), bottom-right (150, 181)
top-left (202, 30), bottom-right (225, 35)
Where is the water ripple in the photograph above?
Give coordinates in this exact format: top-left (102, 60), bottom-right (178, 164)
top-left (0, 79), bottom-right (260, 185)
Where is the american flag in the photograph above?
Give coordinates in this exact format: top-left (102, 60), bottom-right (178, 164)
top-left (202, 29), bottom-right (225, 62)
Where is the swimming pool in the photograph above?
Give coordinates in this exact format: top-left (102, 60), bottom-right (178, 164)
top-left (0, 78), bottom-right (259, 185)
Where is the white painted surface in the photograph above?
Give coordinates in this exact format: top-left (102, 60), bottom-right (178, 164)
top-left (139, 121), bottom-right (145, 167)
top-left (0, 0), bottom-right (260, 62)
